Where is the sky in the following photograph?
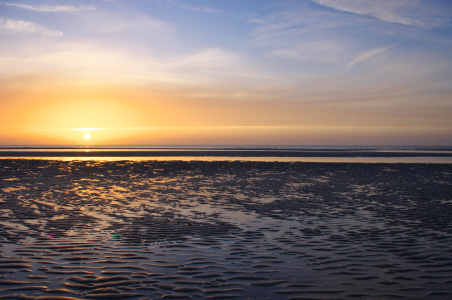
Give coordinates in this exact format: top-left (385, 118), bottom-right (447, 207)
top-left (1, 0), bottom-right (452, 146)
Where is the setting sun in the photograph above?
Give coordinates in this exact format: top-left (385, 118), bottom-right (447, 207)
top-left (0, 0), bottom-right (451, 146)
top-left (84, 133), bottom-right (91, 140)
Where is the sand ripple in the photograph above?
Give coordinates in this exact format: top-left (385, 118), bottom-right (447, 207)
top-left (1, 160), bottom-right (452, 299)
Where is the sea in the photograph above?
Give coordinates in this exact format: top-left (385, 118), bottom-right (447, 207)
top-left (1, 145), bottom-right (452, 163)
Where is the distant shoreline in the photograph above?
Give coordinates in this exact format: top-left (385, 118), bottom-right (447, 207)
top-left (1, 149), bottom-right (452, 157)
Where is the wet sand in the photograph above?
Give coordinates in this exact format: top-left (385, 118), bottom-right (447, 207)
top-left (1, 159), bottom-right (452, 299)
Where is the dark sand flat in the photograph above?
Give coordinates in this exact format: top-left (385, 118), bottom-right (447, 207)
top-left (1, 159), bottom-right (452, 299)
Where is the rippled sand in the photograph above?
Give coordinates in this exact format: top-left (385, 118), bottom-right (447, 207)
top-left (1, 160), bottom-right (452, 300)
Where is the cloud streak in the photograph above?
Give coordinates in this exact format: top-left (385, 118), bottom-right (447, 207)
top-left (0, 41), bottom-right (266, 88)
top-left (251, 7), bottom-right (373, 67)
top-left (312, 0), bottom-right (451, 28)
top-left (0, 17), bottom-right (63, 36)
top-left (0, 2), bottom-right (96, 12)
top-left (177, 3), bottom-right (222, 14)
top-left (347, 46), bottom-right (391, 68)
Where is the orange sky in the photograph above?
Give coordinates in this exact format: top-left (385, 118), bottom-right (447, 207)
top-left (1, 78), bottom-right (451, 145)
top-left (1, 0), bottom-right (452, 145)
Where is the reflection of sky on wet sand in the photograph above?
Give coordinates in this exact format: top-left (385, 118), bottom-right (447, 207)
top-left (2, 156), bottom-right (452, 163)
top-left (0, 160), bottom-right (452, 298)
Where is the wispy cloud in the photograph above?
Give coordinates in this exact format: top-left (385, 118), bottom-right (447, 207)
top-left (0, 41), bottom-right (262, 88)
top-left (347, 46), bottom-right (391, 68)
top-left (312, 0), bottom-right (451, 28)
top-left (0, 17), bottom-right (63, 36)
top-left (0, 2), bottom-right (96, 12)
top-left (85, 13), bottom-right (172, 34)
top-left (169, 1), bottom-right (245, 19)
top-left (270, 39), bottom-right (348, 65)
top-left (250, 8), bottom-right (364, 66)
top-left (173, 48), bottom-right (240, 71)
top-left (250, 2), bottom-right (447, 69)
top-left (177, 3), bottom-right (222, 14)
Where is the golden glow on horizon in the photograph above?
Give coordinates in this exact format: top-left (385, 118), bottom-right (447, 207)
top-left (73, 128), bottom-right (104, 131)
top-left (0, 83), bottom-right (166, 144)
top-left (0, 81), bottom-right (451, 146)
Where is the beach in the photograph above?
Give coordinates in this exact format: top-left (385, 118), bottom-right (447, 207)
top-left (1, 158), bottom-right (452, 299)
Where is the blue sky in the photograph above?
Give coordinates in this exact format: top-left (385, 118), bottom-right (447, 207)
top-left (1, 0), bottom-right (452, 145)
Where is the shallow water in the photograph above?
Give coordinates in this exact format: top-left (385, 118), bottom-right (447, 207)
top-left (2, 156), bottom-right (452, 163)
top-left (1, 160), bottom-right (452, 300)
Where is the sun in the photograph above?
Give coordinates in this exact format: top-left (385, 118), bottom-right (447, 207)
top-left (84, 133), bottom-right (91, 140)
